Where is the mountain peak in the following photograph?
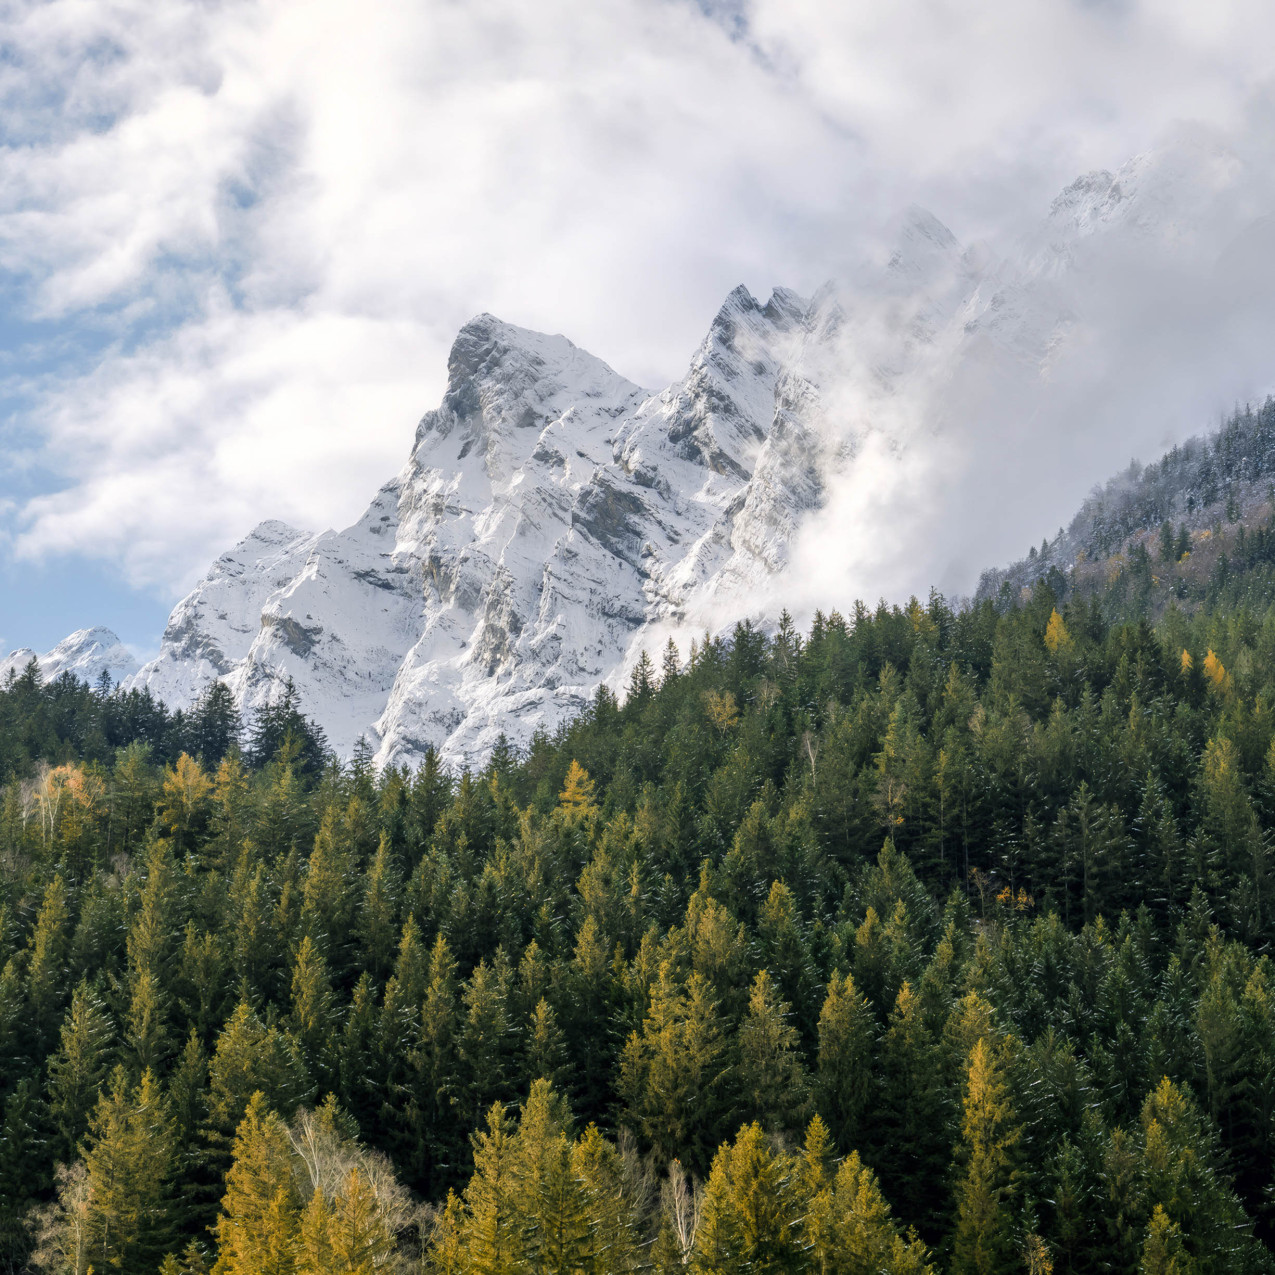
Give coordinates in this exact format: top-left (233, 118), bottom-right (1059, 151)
top-left (1, 626), bottom-right (138, 684)
top-left (886, 207), bottom-right (961, 285)
top-left (416, 314), bottom-right (647, 468)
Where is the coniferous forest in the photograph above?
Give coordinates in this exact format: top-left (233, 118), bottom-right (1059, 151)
top-left (4, 584), bottom-right (1275, 1273)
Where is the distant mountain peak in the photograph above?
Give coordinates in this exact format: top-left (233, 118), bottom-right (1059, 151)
top-left (1, 626), bottom-right (138, 685)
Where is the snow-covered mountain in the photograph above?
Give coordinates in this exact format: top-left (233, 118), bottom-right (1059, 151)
top-left (1, 627), bottom-right (139, 685)
top-left (131, 284), bottom-right (845, 767)
top-left (22, 132), bottom-right (1263, 769)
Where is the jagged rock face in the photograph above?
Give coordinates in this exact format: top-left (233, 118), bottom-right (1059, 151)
top-left (138, 520), bottom-right (320, 712)
top-left (129, 288), bottom-right (844, 767)
top-left (111, 282), bottom-right (858, 766)
top-left (1, 627), bottom-right (139, 685)
top-left (102, 136), bottom-right (1251, 769)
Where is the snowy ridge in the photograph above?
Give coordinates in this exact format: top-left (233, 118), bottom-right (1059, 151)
top-left (18, 131), bottom-right (1247, 769)
top-left (1, 627), bottom-right (139, 685)
top-left (125, 291), bottom-right (846, 767)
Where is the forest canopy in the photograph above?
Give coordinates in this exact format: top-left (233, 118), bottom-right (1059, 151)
top-left (1, 583), bottom-right (1275, 1272)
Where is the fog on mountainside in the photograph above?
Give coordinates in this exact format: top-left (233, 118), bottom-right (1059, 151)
top-left (11, 128), bottom-right (1275, 768)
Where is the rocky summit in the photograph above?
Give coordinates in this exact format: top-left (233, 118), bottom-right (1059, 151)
top-left (129, 284), bottom-right (843, 768)
top-left (1, 627), bottom-right (140, 686)
top-left (21, 134), bottom-right (1243, 769)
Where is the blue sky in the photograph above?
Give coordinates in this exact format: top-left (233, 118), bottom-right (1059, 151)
top-left (3, 0), bottom-right (1275, 657)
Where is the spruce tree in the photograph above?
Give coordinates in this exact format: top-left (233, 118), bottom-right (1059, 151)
top-left (212, 1092), bottom-right (301, 1275)
top-left (736, 968), bottom-right (811, 1135)
top-left (815, 970), bottom-right (875, 1153)
top-left (82, 1066), bottom-right (179, 1273)
top-left (46, 979), bottom-right (115, 1161)
top-left (690, 1122), bottom-right (800, 1274)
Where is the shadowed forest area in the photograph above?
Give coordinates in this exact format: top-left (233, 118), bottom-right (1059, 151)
top-left (2, 587), bottom-right (1275, 1272)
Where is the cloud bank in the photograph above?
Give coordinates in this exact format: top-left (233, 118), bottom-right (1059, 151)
top-left (2, 0), bottom-right (1275, 619)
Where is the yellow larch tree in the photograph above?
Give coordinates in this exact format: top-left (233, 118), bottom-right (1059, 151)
top-left (1043, 609), bottom-right (1072, 654)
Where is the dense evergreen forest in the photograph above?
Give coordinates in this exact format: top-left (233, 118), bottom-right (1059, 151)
top-left (979, 398), bottom-right (1275, 619)
top-left (2, 584), bottom-right (1275, 1273)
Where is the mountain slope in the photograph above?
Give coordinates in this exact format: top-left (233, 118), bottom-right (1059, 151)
top-left (130, 289), bottom-right (845, 766)
top-left (17, 131), bottom-right (1259, 768)
top-left (977, 397), bottom-right (1275, 615)
top-left (1, 627), bottom-right (139, 685)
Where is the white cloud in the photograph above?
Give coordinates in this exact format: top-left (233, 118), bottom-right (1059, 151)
top-left (3, 0), bottom-right (1275, 605)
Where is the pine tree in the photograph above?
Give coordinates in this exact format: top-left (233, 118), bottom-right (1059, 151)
top-left (127, 837), bottom-right (182, 992)
top-left (736, 968), bottom-right (811, 1134)
top-left (526, 997), bottom-right (571, 1091)
top-left (321, 1167), bottom-right (397, 1275)
top-left (245, 679), bottom-right (328, 777)
top-left (572, 1121), bottom-right (642, 1274)
top-left (26, 873), bottom-right (71, 1049)
top-left (457, 958), bottom-right (517, 1133)
top-left (800, 1121), bottom-right (933, 1275)
top-left (185, 681), bottom-right (241, 768)
top-left (815, 970), bottom-right (874, 1152)
top-left (690, 1122), bottom-right (800, 1274)
top-left (82, 1066), bottom-right (179, 1273)
top-left (1141, 1205), bottom-right (1192, 1275)
top-left (158, 753), bottom-right (213, 855)
top-left (289, 935), bottom-right (336, 1089)
top-left (868, 982), bottom-right (953, 1241)
top-left (559, 760), bottom-right (597, 814)
top-left (126, 965), bottom-right (173, 1076)
top-left (206, 1001), bottom-right (312, 1158)
top-left (338, 974), bottom-right (380, 1134)
top-left (463, 1102), bottom-right (522, 1275)
top-left (300, 806), bottom-right (357, 963)
top-left (356, 834), bottom-right (401, 980)
top-left (619, 964), bottom-right (731, 1172)
top-left (296, 1187), bottom-right (332, 1275)
top-left (1138, 1076), bottom-right (1258, 1272)
top-left (512, 1081), bottom-right (591, 1274)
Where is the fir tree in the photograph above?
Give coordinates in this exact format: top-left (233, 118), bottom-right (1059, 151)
top-left (46, 979), bottom-right (115, 1161)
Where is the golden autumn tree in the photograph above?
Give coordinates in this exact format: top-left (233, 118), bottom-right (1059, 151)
top-left (158, 752), bottom-right (213, 854)
top-left (1202, 649), bottom-right (1231, 695)
top-left (212, 1093), bottom-right (301, 1275)
top-left (559, 760), bottom-right (597, 813)
top-left (951, 1038), bottom-right (1022, 1275)
top-left (1043, 609), bottom-right (1071, 655)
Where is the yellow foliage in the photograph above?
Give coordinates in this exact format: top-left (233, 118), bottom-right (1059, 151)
top-left (1024, 1233), bottom-right (1054, 1275)
top-left (63, 764), bottom-right (105, 812)
top-left (160, 754), bottom-right (212, 831)
top-left (702, 689), bottom-right (740, 733)
top-left (995, 886), bottom-right (1035, 913)
top-left (1043, 610), bottom-right (1071, 654)
top-left (1202, 649), bottom-right (1231, 694)
top-left (1180, 649), bottom-right (1193, 676)
top-left (559, 760), bottom-right (597, 811)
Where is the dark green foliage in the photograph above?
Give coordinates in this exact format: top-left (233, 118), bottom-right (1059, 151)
top-left (3, 590), bottom-right (1275, 1270)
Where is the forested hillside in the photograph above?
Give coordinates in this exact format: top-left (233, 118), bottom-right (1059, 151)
top-left (2, 587), bottom-right (1275, 1273)
top-left (980, 397), bottom-right (1275, 621)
